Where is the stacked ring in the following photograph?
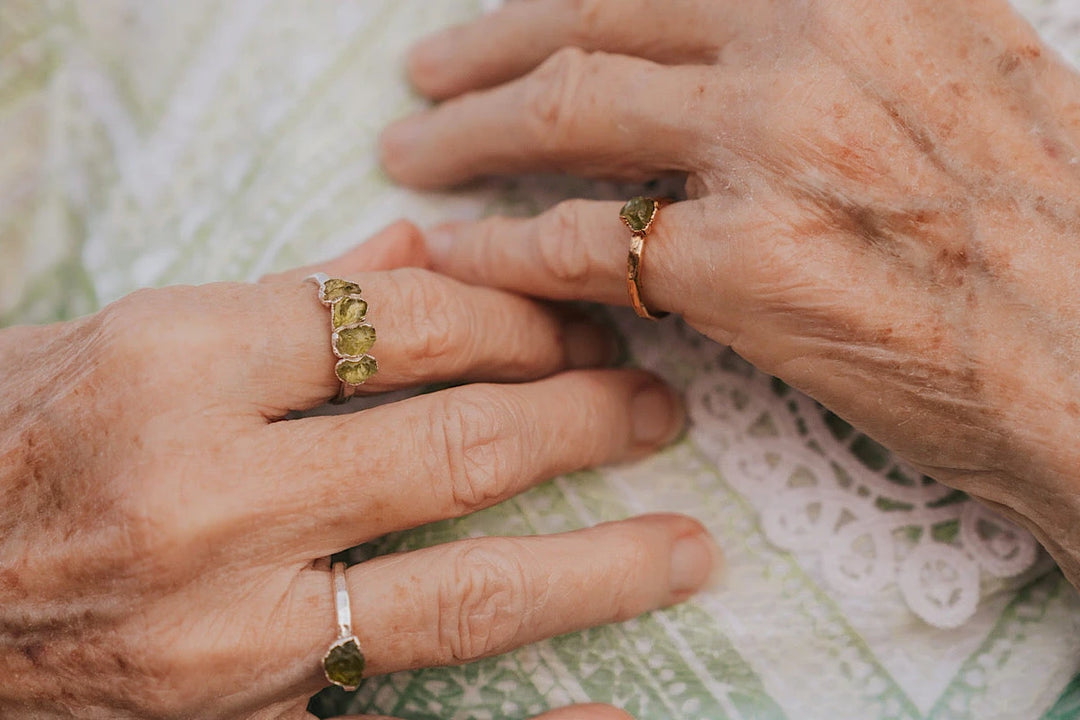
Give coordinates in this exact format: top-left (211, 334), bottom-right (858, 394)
top-left (307, 272), bottom-right (378, 403)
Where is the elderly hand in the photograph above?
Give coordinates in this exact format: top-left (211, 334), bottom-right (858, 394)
top-left (381, 1), bottom-right (1080, 584)
top-left (0, 221), bottom-right (717, 719)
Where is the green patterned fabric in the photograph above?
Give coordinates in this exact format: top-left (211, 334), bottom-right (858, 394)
top-left (4, 2), bottom-right (1080, 719)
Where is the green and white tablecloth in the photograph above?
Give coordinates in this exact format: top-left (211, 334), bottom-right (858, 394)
top-left (4, 2), bottom-right (1080, 718)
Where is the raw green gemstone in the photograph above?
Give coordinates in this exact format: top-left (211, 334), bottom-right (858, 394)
top-left (619, 196), bottom-right (657, 233)
top-left (321, 279), bottom-right (362, 303)
top-left (336, 356), bottom-right (378, 385)
top-left (323, 637), bottom-right (365, 689)
top-left (331, 297), bottom-right (368, 329)
top-left (334, 324), bottom-right (376, 357)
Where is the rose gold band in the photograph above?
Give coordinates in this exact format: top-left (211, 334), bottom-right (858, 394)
top-left (620, 197), bottom-right (670, 321)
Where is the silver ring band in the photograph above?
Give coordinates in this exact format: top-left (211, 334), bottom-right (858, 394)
top-left (322, 561), bottom-right (366, 691)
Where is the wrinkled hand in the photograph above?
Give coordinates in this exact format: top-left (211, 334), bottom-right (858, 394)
top-left (0, 222), bottom-right (717, 719)
top-left (381, 1), bottom-right (1080, 582)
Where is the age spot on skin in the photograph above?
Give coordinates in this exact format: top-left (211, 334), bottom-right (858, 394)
top-left (0, 568), bottom-right (24, 596)
top-left (1042, 137), bottom-right (1065, 161)
top-left (935, 247), bottom-right (971, 288)
top-left (948, 82), bottom-right (971, 99)
top-left (997, 45), bottom-right (1042, 76)
top-left (20, 643), bottom-right (45, 667)
top-left (998, 52), bottom-right (1022, 75)
top-left (109, 651), bottom-right (131, 673)
top-left (1033, 195), bottom-right (1080, 235)
top-left (881, 100), bottom-right (936, 156)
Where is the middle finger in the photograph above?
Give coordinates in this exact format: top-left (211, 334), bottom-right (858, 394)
top-left (259, 368), bottom-right (683, 556)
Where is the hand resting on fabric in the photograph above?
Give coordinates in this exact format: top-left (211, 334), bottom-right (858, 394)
top-left (382, 0), bottom-right (1080, 586)
top-left (0, 222), bottom-right (718, 720)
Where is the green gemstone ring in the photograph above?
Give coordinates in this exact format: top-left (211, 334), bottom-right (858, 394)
top-left (323, 561), bottom-right (366, 691)
top-left (307, 272), bottom-right (378, 403)
top-left (619, 196), bottom-right (670, 321)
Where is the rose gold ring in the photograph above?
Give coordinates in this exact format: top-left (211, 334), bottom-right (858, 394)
top-left (619, 197), bottom-right (669, 321)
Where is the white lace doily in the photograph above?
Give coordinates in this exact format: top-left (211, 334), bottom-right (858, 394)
top-left (615, 313), bottom-right (1049, 630)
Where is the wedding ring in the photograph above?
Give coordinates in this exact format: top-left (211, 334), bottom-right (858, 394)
top-left (619, 197), bottom-right (669, 321)
top-left (307, 272), bottom-right (378, 404)
top-left (322, 561), bottom-right (366, 691)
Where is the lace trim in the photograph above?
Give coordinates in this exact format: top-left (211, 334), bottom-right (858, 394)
top-left (683, 348), bottom-right (1041, 628)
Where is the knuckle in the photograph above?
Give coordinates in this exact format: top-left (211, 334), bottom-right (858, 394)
top-left (431, 388), bottom-right (527, 514)
top-left (537, 201), bottom-right (595, 284)
top-left (110, 459), bottom-right (233, 583)
top-left (389, 268), bottom-right (467, 371)
top-left (605, 528), bottom-right (653, 621)
top-left (565, 0), bottom-right (608, 47)
top-left (469, 216), bottom-right (514, 281)
top-left (91, 290), bottom-right (159, 372)
top-left (436, 542), bottom-right (537, 662)
top-left (526, 46), bottom-right (591, 149)
top-left (109, 495), bottom-right (193, 578)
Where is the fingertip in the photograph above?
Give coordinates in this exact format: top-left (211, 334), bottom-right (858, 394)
top-left (406, 31), bottom-right (462, 100)
top-left (631, 513), bottom-right (724, 601)
top-left (377, 119), bottom-right (417, 184)
top-left (373, 219), bottom-right (430, 265)
top-left (423, 222), bottom-right (459, 266)
top-left (340, 220), bottom-right (432, 272)
top-left (629, 376), bottom-right (686, 451)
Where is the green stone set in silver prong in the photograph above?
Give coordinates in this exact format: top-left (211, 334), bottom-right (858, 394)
top-left (309, 274), bottom-right (378, 394)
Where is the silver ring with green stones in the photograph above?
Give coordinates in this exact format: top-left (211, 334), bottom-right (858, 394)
top-left (307, 272), bottom-right (378, 404)
top-left (323, 561), bottom-right (366, 691)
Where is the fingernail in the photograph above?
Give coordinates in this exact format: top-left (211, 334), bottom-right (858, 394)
top-left (424, 225), bottom-right (456, 264)
top-left (631, 381), bottom-right (684, 447)
top-left (563, 323), bottom-right (618, 369)
top-left (669, 532), bottom-right (724, 595)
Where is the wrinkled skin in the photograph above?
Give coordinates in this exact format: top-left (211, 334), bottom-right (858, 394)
top-left (382, 0), bottom-right (1080, 585)
top-left (0, 222), bottom-right (716, 719)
